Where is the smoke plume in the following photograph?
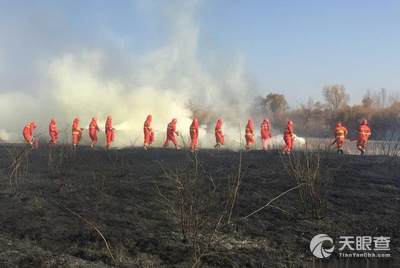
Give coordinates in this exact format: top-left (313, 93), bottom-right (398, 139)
top-left (0, 0), bottom-right (256, 148)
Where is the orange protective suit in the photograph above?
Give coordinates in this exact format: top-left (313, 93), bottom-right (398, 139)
top-left (144, 115), bottom-right (154, 149)
top-left (245, 119), bottom-right (255, 149)
top-left (72, 118), bottom-right (83, 147)
top-left (48, 119), bottom-right (59, 144)
top-left (23, 121), bottom-right (36, 146)
top-left (357, 119), bottom-right (371, 155)
top-left (190, 117), bottom-right (199, 151)
top-left (163, 119), bottom-right (179, 148)
top-left (283, 120), bottom-right (294, 153)
top-left (105, 116), bottom-right (115, 149)
top-left (260, 119), bottom-right (272, 150)
top-left (89, 118), bottom-right (100, 147)
top-left (215, 118), bottom-right (224, 148)
top-left (334, 122), bottom-right (348, 154)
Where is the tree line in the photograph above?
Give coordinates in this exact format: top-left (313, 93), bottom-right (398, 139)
top-left (251, 86), bottom-right (400, 140)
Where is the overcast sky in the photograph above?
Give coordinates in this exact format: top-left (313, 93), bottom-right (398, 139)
top-left (0, 0), bottom-right (399, 105)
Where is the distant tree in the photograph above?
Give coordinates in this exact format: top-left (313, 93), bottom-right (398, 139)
top-left (388, 92), bottom-right (400, 106)
top-left (371, 101), bottom-right (400, 138)
top-left (370, 88), bottom-right (400, 109)
top-left (249, 93), bottom-right (289, 130)
top-left (299, 98), bottom-right (315, 126)
top-left (360, 88), bottom-right (400, 111)
top-left (322, 84), bottom-right (349, 112)
top-left (264, 93), bottom-right (288, 114)
top-left (375, 88), bottom-right (388, 109)
top-left (362, 91), bottom-right (374, 108)
top-left (289, 98), bottom-right (330, 137)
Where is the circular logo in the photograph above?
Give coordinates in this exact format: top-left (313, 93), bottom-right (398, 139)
top-left (310, 234), bottom-right (335, 258)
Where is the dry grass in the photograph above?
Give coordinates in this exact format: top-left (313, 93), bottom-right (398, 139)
top-left (47, 144), bottom-right (75, 177)
top-left (51, 202), bottom-right (117, 265)
top-left (157, 152), bottom-right (244, 267)
top-left (106, 151), bottom-right (128, 178)
top-left (283, 149), bottom-right (328, 219)
top-left (369, 133), bottom-right (400, 157)
top-left (6, 146), bottom-right (31, 192)
top-left (226, 150), bottom-right (243, 224)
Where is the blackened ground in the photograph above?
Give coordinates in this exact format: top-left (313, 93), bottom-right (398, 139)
top-left (0, 145), bottom-right (398, 268)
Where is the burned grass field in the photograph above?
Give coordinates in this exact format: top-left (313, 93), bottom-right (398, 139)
top-left (0, 145), bottom-right (399, 267)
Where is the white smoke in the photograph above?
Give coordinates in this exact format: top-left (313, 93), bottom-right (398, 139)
top-left (0, 0), bottom-right (256, 148)
top-left (46, 51), bottom-right (194, 147)
top-left (269, 134), bottom-right (306, 148)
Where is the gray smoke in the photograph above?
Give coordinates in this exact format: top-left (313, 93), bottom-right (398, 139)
top-left (0, 0), bottom-right (257, 148)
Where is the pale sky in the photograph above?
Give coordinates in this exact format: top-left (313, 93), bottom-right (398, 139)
top-left (1, 0), bottom-right (399, 106)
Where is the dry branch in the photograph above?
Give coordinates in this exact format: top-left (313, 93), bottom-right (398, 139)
top-left (52, 202), bottom-right (116, 265)
top-left (244, 183), bottom-right (305, 219)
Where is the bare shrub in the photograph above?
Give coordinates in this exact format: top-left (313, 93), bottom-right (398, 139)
top-left (6, 146), bottom-right (31, 192)
top-left (157, 153), bottom-right (243, 267)
top-left (283, 150), bottom-right (329, 219)
top-left (158, 157), bottom-right (221, 266)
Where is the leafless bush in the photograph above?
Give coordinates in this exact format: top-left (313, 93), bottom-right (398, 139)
top-left (158, 157), bottom-right (220, 266)
top-left (157, 153), bottom-right (243, 267)
top-left (283, 150), bottom-right (328, 219)
top-left (6, 146), bottom-right (31, 192)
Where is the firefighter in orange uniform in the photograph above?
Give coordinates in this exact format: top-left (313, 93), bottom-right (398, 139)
top-left (357, 119), bottom-right (371, 155)
top-left (245, 119), bottom-right (255, 150)
top-left (214, 118), bottom-right (224, 149)
top-left (23, 121), bottom-right (37, 148)
top-left (72, 118), bottom-right (83, 148)
top-left (105, 116), bottom-right (115, 149)
top-left (260, 119), bottom-right (272, 150)
top-left (163, 118), bottom-right (179, 149)
top-left (190, 117), bottom-right (199, 152)
top-left (282, 120), bottom-right (295, 154)
top-left (89, 118), bottom-right (100, 148)
top-left (143, 115), bottom-right (154, 150)
top-left (333, 122), bottom-right (348, 154)
top-left (48, 119), bottom-right (59, 145)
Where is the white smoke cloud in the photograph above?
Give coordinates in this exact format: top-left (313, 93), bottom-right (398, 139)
top-left (45, 51), bottom-right (194, 147)
top-left (0, 0), bottom-right (256, 148)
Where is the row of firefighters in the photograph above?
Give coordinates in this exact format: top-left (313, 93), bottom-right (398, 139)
top-left (22, 116), bottom-right (372, 154)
